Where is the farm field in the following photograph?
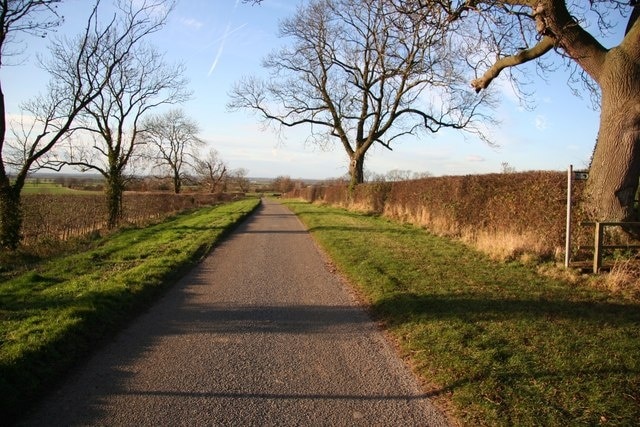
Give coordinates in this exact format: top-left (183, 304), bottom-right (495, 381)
top-left (20, 182), bottom-right (99, 195)
top-left (284, 200), bottom-right (640, 426)
top-left (18, 191), bottom-right (229, 246)
top-left (0, 198), bottom-right (260, 423)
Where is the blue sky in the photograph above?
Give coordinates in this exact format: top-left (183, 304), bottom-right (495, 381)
top-left (1, 0), bottom-right (626, 180)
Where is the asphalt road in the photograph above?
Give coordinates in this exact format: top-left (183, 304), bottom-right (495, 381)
top-left (20, 199), bottom-right (449, 426)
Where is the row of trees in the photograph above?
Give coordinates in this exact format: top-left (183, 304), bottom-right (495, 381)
top-left (240, 0), bottom-right (640, 228)
top-left (0, 0), bottom-right (228, 249)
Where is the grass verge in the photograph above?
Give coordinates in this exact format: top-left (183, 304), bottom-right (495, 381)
top-left (0, 198), bottom-right (260, 423)
top-left (284, 200), bottom-right (640, 426)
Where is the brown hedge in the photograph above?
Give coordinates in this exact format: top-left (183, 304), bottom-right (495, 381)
top-left (287, 171), bottom-right (585, 259)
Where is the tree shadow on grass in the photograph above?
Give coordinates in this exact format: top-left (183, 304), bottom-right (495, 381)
top-left (371, 292), bottom-right (640, 326)
top-left (371, 292), bottom-right (640, 423)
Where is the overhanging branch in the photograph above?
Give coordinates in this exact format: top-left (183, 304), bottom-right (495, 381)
top-left (471, 36), bottom-right (554, 92)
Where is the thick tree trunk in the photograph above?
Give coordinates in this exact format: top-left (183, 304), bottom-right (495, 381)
top-left (585, 46), bottom-right (640, 222)
top-left (173, 170), bottom-right (181, 194)
top-left (349, 153), bottom-right (365, 187)
top-left (0, 182), bottom-right (22, 250)
top-left (106, 173), bottom-right (124, 229)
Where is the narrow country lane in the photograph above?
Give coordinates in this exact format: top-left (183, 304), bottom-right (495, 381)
top-left (20, 199), bottom-right (449, 426)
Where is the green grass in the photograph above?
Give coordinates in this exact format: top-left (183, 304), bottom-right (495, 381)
top-left (284, 200), bottom-right (640, 426)
top-left (0, 198), bottom-right (260, 423)
top-left (21, 182), bottom-right (97, 195)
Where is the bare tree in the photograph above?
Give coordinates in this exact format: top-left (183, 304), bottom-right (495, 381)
top-left (229, 167), bottom-right (250, 193)
top-left (47, 1), bottom-right (190, 229)
top-left (0, 1), bottom-right (63, 249)
top-left (386, 169), bottom-right (414, 181)
top-left (141, 109), bottom-right (204, 194)
top-left (397, 0), bottom-right (640, 223)
top-left (272, 175), bottom-right (296, 193)
top-left (1, 0), bottom-right (178, 249)
top-left (0, 1), bottom-right (63, 66)
top-left (194, 148), bottom-right (227, 193)
top-left (229, 0), bottom-right (493, 187)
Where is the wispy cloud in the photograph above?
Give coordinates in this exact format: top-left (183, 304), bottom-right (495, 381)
top-left (466, 155), bottom-right (486, 162)
top-left (179, 17), bottom-right (203, 30)
top-left (535, 115), bottom-right (548, 131)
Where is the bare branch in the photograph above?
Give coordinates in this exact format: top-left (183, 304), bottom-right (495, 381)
top-left (471, 35), bottom-right (554, 92)
top-left (229, 0), bottom-right (492, 184)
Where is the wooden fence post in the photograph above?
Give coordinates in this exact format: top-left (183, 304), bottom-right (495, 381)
top-left (565, 165), bottom-right (572, 268)
top-left (593, 222), bottom-right (604, 273)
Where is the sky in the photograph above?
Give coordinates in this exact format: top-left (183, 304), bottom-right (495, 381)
top-left (0, 0), bottom-right (628, 180)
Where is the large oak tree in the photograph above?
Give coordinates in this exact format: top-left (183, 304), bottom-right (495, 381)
top-left (401, 0), bottom-right (640, 223)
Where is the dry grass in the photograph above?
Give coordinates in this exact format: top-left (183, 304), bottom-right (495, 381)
top-left (463, 230), bottom-right (558, 263)
top-left (597, 257), bottom-right (640, 300)
top-left (384, 205), bottom-right (460, 237)
top-left (382, 203), bottom-right (556, 262)
top-left (536, 262), bottom-right (586, 285)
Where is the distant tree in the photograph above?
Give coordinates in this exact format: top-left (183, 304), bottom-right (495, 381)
top-left (194, 148), bottom-right (227, 193)
top-left (367, 172), bottom-right (387, 183)
top-left (229, 0), bottom-right (493, 187)
top-left (141, 109), bottom-right (204, 194)
top-left (229, 168), bottom-right (250, 193)
top-left (386, 169), bottom-right (414, 181)
top-left (412, 171), bottom-right (433, 179)
top-left (47, 0), bottom-right (189, 229)
top-left (501, 162), bottom-right (516, 174)
top-left (273, 175), bottom-right (295, 193)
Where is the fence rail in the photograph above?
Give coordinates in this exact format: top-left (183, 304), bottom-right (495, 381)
top-left (579, 222), bottom-right (640, 273)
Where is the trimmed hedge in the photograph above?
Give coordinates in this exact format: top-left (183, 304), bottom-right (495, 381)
top-left (286, 172), bottom-right (586, 260)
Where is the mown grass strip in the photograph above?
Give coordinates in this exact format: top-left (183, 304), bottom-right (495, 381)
top-left (284, 200), bottom-right (640, 426)
top-left (0, 198), bottom-right (260, 423)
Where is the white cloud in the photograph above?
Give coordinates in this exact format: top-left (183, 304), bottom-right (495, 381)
top-left (466, 155), bottom-right (485, 162)
top-left (535, 115), bottom-right (548, 131)
top-left (179, 17), bottom-right (203, 30)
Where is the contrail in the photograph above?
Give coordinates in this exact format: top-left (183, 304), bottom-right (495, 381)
top-left (208, 22), bottom-right (248, 76)
top-left (208, 0), bottom-right (246, 76)
top-left (209, 22), bottom-right (248, 47)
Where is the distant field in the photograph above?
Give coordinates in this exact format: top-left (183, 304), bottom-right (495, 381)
top-left (19, 191), bottom-right (230, 246)
top-left (21, 182), bottom-right (98, 195)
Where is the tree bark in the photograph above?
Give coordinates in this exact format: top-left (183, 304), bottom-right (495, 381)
top-left (349, 152), bottom-right (365, 187)
top-left (0, 181), bottom-right (22, 250)
top-left (173, 169), bottom-right (181, 194)
top-left (106, 172), bottom-right (124, 230)
top-left (585, 44), bottom-right (640, 222)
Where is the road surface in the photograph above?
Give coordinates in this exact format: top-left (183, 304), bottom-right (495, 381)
top-left (20, 199), bottom-right (449, 426)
